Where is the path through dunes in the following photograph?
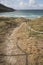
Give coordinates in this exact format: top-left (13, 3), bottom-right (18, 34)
top-left (0, 22), bottom-right (43, 65)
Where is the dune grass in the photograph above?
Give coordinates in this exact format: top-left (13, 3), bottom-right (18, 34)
top-left (0, 17), bottom-right (43, 65)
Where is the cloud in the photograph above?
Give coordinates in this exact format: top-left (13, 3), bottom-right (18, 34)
top-left (29, 0), bottom-right (36, 6)
top-left (19, 2), bottom-right (24, 6)
top-left (17, 1), bottom-right (27, 9)
top-left (38, 4), bottom-right (43, 9)
top-left (19, 2), bottom-right (27, 6)
top-left (0, 0), bottom-right (43, 9)
top-left (28, 0), bottom-right (43, 9)
top-left (39, 4), bottom-right (43, 7)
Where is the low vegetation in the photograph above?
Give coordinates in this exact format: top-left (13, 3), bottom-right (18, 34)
top-left (0, 17), bottom-right (43, 65)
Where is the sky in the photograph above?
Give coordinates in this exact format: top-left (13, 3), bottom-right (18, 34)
top-left (0, 0), bottom-right (43, 9)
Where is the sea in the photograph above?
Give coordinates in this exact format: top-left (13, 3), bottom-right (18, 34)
top-left (0, 10), bottom-right (43, 18)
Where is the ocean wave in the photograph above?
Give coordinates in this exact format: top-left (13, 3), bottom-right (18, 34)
top-left (14, 15), bottom-right (27, 18)
top-left (0, 12), bottom-right (43, 18)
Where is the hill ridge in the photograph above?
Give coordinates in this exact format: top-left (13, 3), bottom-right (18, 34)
top-left (0, 4), bottom-right (15, 12)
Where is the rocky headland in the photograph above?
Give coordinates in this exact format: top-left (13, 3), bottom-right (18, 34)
top-left (0, 4), bottom-right (15, 12)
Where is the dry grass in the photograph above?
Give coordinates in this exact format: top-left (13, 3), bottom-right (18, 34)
top-left (0, 17), bottom-right (43, 65)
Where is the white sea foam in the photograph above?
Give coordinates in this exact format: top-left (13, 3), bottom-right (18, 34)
top-left (14, 15), bottom-right (27, 18)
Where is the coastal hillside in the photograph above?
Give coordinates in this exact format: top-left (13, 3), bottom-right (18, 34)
top-left (0, 4), bottom-right (15, 12)
top-left (0, 17), bottom-right (43, 65)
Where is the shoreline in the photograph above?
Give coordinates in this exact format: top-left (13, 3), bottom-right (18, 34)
top-left (0, 16), bottom-right (42, 19)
